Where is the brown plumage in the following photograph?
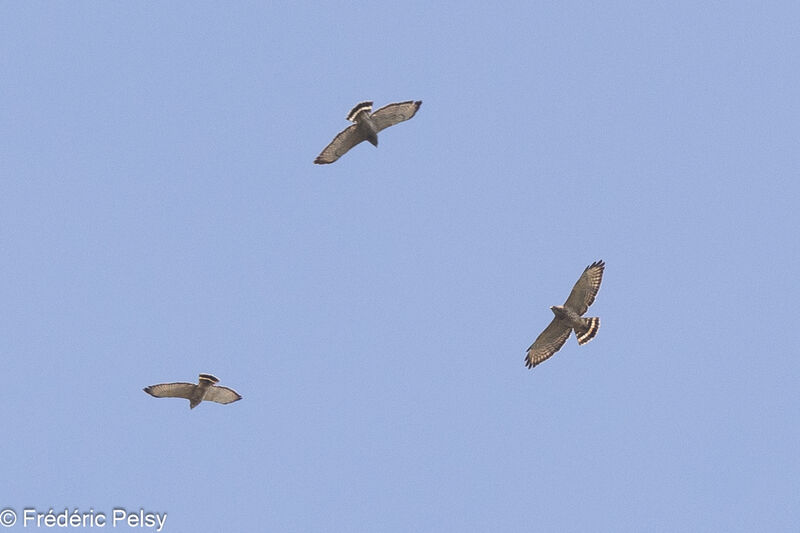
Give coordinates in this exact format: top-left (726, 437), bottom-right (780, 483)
top-left (314, 100), bottom-right (422, 164)
top-left (525, 260), bottom-right (605, 369)
top-left (144, 373), bottom-right (242, 409)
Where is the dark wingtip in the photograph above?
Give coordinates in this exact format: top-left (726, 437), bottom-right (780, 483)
top-left (585, 259), bottom-right (605, 271)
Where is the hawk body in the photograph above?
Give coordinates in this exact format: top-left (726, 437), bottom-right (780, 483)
top-left (314, 100), bottom-right (422, 164)
top-left (348, 101), bottom-right (379, 147)
top-left (525, 260), bottom-right (605, 369)
top-left (144, 373), bottom-right (242, 409)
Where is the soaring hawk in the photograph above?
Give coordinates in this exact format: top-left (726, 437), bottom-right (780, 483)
top-left (144, 373), bottom-right (242, 409)
top-left (314, 100), bottom-right (422, 164)
top-left (525, 260), bottom-right (605, 369)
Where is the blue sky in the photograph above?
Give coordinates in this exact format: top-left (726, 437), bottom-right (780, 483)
top-left (2, 2), bottom-right (799, 531)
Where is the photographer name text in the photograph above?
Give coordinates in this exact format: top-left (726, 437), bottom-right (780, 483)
top-left (0, 508), bottom-right (166, 531)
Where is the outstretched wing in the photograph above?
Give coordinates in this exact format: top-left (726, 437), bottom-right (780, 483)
top-left (204, 385), bottom-right (242, 405)
top-left (371, 100), bottom-right (422, 132)
top-left (563, 260), bottom-right (605, 315)
top-left (314, 124), bottom-right (365, 164)
top-left (144, 382), bottom-right (197, 400)
top-left (525, 317), bottom-right (572, 369)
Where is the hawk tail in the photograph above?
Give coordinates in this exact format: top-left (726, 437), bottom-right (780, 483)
top-left (574, 317), bottom-right (600, 345)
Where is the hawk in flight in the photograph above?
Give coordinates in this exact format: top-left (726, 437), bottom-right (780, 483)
top-left (525, 260), bottom-right (605, 369)
top-left (314, 100), bottom-right (422, 164)
top-left (144, 373), bottom-right (242, 409)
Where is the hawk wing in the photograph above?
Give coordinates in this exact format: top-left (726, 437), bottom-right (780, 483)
top-left (204, 385), bottom-right (242, 405)
top-left (525, 317), bottom-right (572, 368)
top-left (370, 100), bottom-right (422, 132)
top-left (314, 124), bottom-right (365, 164)
top-left (143, 382), bottom-right (197, 399)
top-left (563, 260), bottom-right (605, 315)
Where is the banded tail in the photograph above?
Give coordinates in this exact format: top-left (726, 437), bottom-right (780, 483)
top-left (574, 317), bottom-right (600, 345)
